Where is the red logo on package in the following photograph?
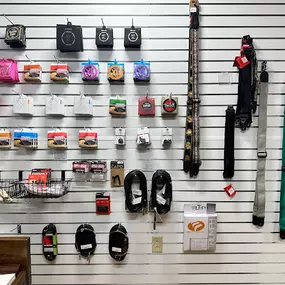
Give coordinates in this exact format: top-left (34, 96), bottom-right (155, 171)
top-left (138, 96), bottom-right (155, 116)
top-left (224, 184), bottom-right (236, 197)
top-left (233, 55), bottom-right (250, 69)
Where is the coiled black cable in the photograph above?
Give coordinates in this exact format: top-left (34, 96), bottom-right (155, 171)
top-left (151, 170), bottom-right (172, 214)
top-left (124, 170), bottom-right (147, 212)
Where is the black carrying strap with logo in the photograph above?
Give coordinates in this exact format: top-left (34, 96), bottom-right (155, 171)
top-left (223, 106), bottom-right (235, 179)
top-left (109, 223), bottom-right (129, 261)
top-left (183, 0), bottom-right (201, 177)
top-left (57, 19), bottom-right (83, 52)
top-left (124, 169), bottom-right (148, 213)
top-left (235, 35), bottom-right (258, 131)
top-left (75, 224), bottom-right (97, 260)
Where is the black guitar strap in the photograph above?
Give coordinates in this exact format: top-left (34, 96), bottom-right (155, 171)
top-left (223, 106), bottom-right (235, 179)
top-left (183, 0), bottom-right (201, 177)
top-left (234, 35), bottom-right (258, 131)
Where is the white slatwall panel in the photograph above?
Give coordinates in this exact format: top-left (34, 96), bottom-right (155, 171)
top-left (0, 0), bottom-right (284, 284)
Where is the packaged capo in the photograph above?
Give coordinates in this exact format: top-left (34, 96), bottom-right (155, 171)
top-left (110, 161), bottom-right (124, 187)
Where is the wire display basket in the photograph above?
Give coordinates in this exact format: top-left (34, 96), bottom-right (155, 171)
top-left (0, 171), bottom-right (71, 202)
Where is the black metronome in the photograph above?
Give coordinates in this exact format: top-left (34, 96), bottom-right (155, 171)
top-left (96, 18), bottom-right (113, 48)
top-left (56, 18), bottom-right (83, 52)
top-left (3, 14), bottom-right (26, 48)
top-left (124, 19), bottom-right (141, 48)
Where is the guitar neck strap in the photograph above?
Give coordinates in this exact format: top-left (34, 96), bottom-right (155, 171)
top-left (223, 106), bottom-right (235, 179)
top-left (253, 61), bottom-right (268, 227)
top-left (280, 104), bottom-right (285, 239)
top-left (183, 0), bottom-right (201, 177)
top-left (234, 35), bottom-right (259, 131)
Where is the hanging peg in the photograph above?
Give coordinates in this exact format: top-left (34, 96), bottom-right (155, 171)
top-left (3, 14), bottom-right (14, 25)
top-left (101, 18), bottom-right (105, 28)
top-left (53, 55), bottom-right (60, 63)
top-left (10, 224), bottom-right (22, 234)
top-left (25, 54), bottom-right (32, 63)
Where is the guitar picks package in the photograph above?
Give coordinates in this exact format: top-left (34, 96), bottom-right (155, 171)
top-left (0, 59), bottom-right (19, 83)
top-left (14, 128), bottom-right (38, 149)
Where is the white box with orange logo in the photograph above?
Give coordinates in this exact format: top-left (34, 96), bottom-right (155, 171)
top-left (184, 203), bottom-right (217, 252)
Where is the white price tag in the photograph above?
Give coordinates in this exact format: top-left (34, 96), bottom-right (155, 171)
top-left (133, 189), bottom-right (142, 196)
top-left (80, 244), bottom-right (92, 250)
top-left (112, 247), bottom-right (122, 253)
top-left (156, 195), bottom-right (166, 205)
top-left (132, 197), bottom-right (142, 205)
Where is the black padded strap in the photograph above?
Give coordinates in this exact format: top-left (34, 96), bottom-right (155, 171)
top-left (223, 106), bottom-right (235, 179)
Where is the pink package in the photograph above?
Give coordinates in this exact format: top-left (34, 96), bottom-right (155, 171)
top-left (0, 59), bottom-right (19, 83)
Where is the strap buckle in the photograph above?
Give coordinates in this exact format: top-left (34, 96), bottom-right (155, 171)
top-left (257, 151), bottom-right (267, 158)
top-left (192, 98), bottom-right (200, 104)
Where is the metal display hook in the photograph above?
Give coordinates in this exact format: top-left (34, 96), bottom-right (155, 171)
top-left (3, 14), bottom-right (14, 25)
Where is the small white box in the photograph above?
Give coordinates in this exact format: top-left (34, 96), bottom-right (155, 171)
top-left (13, 94), bottom-right (33, 116)
top-left (46, 95), bottom-right (65, 116)
top-left (184, 203), bottom-right (217, 252)
top-left (74, 95), bottom-right (93, 116)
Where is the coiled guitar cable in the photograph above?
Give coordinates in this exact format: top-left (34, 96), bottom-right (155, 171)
top-left (151, 170), bottom-right (172, 229)
top-left (124, 170), bottom-right (148, 213)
